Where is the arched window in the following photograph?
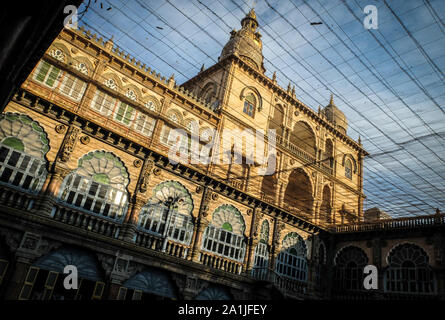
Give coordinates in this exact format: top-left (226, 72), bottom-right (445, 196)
top-left (0, 113), bottom-right (48, 193)
top-left (345, 159), bottom-right (352, 179)
top-left (252, 220), bottom-right (270, 279)
top-left (385, 243), bottom-right (435, 294)
top-left (59, 151), bottom-right (129, 220)
top-left (202, 205), bottom-right (246, 262)
top-left (243, 93), bottom-right (256, 117)
top-left (275, 232), bottom-right (308, 282)
top-left (138, 181), bottom-right (194, 246)
top-left (334, 246), bottom-right (368, 291)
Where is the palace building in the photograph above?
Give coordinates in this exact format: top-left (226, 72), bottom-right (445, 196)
top-left (0, 9), bottom-right (443, 300)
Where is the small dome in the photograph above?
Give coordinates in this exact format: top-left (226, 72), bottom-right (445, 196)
top-left (322, 94), bottom-right (348, 134)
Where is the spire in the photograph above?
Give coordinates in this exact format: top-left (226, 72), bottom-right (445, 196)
top-left (272, 71), bottom-right (277, 83)
top-left (200, 64), bottom-right (205, 72)
top-left (329, 93), bottom-right (334, 106)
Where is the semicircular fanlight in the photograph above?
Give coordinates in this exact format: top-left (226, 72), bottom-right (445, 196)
top-left (76, 150), bottom-right (129, 190)
top-left (282, 232), bottom-right (307, 257)
top-left (0, 113), bottom-right (49, 158)
top-left (147, 180), bottom-right (194, 216)
top-left (212, 204), bottom-right (245, 235)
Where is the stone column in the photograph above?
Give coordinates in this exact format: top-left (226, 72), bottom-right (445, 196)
top-left (33, 162), bottom-right (70, 216)
top-left (246, 238), bottom-right (259, 273)
top-left (120, 196), bottom-right (145, 243)
top-left (186, 222), bottom-right (199, 260)
top-left (191, 219), bottom-right (210, 263)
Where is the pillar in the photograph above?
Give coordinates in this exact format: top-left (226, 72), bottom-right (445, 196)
top-left (190, 219), bottom-right (210, 263)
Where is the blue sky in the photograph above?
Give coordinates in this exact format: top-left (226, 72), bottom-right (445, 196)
top-left (78, 0), bottom-right (445, 218)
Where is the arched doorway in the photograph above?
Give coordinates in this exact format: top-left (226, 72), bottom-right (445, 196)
top-left (283, 169), bottom-right (313, 215)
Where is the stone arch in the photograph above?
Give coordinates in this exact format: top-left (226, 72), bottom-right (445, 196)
top-left (123, 267), bottom-right (178, 299)
top-left (212, 204), bottom-right (245, 235)
top-left (33, 246), bottom-right (105, 282)
top-left (283, 168), bottom-right (314, 215)
top-left (240, 86), bottom-right (262, 112)
top-left (195, 285), bottom-right (232, 300)
top-left (289, 120), bottom-right (317, 157)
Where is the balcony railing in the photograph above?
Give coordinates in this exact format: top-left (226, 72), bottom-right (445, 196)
top-left (250, 267), bottom-right (307, 297)
top-left (276, 135), bottom-right (315, 164)
top-left (332, 213), bottom-right (445, 233)
top-left (51, 202), bottom-right (121, 239)
top-left (199, 252), bottom-right (243, 275)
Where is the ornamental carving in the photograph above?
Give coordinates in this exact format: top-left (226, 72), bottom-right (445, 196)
top-left (139, 160), bottom-right (154, 193)
top-left (59, 126), bottom-right (81, 162)
top-left (80, 135), bottom-right (90, 145)
top-left (200, 188), bottom-right (213, 218)
top-left (55, 124), bottom-right (66, 134)
top-left (273, 220), bottom-right (285, 246)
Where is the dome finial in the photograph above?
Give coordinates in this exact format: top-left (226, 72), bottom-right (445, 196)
top-left (330, 93), bottom-right (334, 105)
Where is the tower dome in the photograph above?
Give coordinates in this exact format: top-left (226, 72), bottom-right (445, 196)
top-left (322, 94), bottom-right (348, 134)
top-left (219, 9), bottom-right (265, 73)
